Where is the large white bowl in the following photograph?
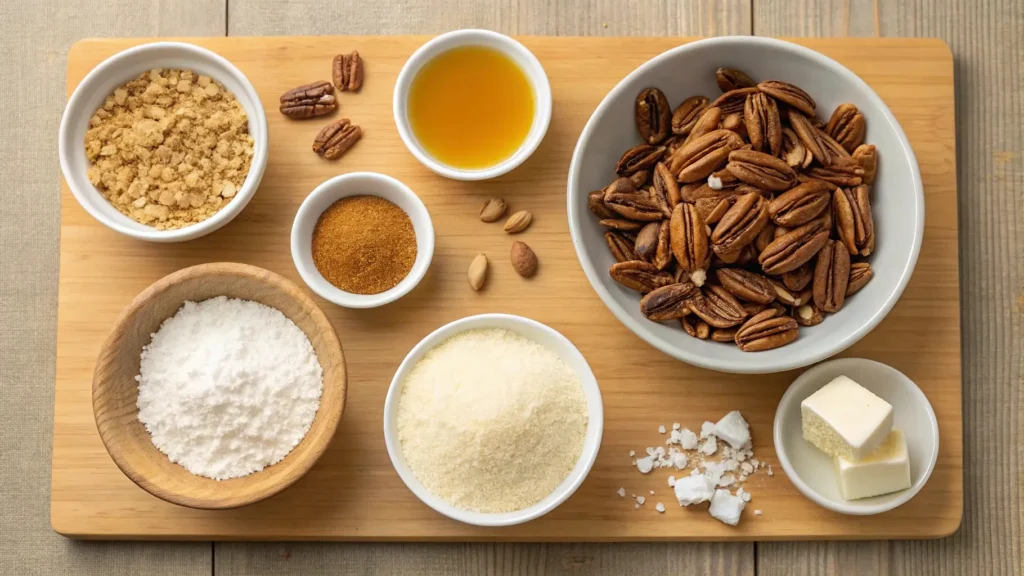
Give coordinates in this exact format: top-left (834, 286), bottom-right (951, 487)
top-left (383, 314), bottom-right (604, 527)
top-left (59, 42), bottom-right (269, 242)
top-left (567, 36), bottom-right (924, 374)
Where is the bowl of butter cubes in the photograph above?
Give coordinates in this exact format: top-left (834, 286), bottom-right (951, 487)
top-left (773, 357), bottom-right (939, 515)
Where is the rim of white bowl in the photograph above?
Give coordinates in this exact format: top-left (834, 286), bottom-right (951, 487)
top-left (290, 172), bottom-right (434, 309)
top-left (58, 41), bottom-right (269, 242)
top-left (382, 313), bottom-right (604, 527)
top-left (392, 29), bottom-right (553, 181)
top-left (566, 36), bottom-right (925, 374)
top-left (772, 357), bottom-right (940, 515)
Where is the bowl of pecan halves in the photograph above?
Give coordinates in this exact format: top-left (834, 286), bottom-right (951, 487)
top-left (567, 36), bottom-right (924, 374)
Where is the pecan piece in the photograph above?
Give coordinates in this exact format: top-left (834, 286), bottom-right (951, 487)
top-left (782, 261), bottom-right (814, 292)
top-left (669, 129), bottom-right (744, 183)
top-left (629, 169), bottom-right (652, 189)
top-left (716, 268), bottom-right (775, 305)
top-left (792, 302), bottom-right (825, 327)
top-left (588, 190), bottom-right (616, 219)
top-left (710, 87), bottom-right (759, 116)
top-left (600, 218), bottom-right (644, 232)
top-left (682, 316), bottom-right (711, 339)
top-left (759, 217), bottom-right (830, 275)
top-left (853, 144), bottom-right (878, 186)
top-left (755, 222), bottom-right (776, 254)
top-left (825, 104), bottom-right (866, 153)
top-left (312, 118), bottom-right (362, 160)
top-left (711, 327), bottom-right (740, 342)
top-left (698, 195), bottom-right (737, 225)
top-left (280, 80), bottom-right (337, 119)
top-left (781, 127), bottom-right (813, 169)
top-left (758, 80), bottom-right (816, 116)
top-left (640, 282), bottom-right (700, 321)
top-left (725, 149), bottom-right (797, 192)
top-left (689, 284), bottom-right (748, 328)
top-left (682, 106), bottom-right (724, 146)
top-left (744, 92), bottom-right (782, 156)
top-left (671, 95), bottom-right (710, 135)
top-left (711, 191), bottom-right (770, 256)
top-left (652, 162), bottom-right (681, 211)
top-left (808, 161), bottom-right (864, 188)
top-left (653, 220), bottom-right (673, 270)
top-left (768, 178), bottom-right (831, 226)
top-left (722, 113), bottom-right (748, 140)
top-left (768, 278), bottom-right (807, 306)
top-left (634, 222), bottom-right (661, 261)
top-left (604, 231), bottom-right (637, 263)
top-left (615, 144), bottom-right (666, 176)
top-left (636, 87), bottom-right (672, 145)
top-left (846, 262), bottom-right (874, 296)
top-left (834, 185), bottom-right (875, 256)
top-left (609, 261), bottom-right (674, 294)
top-left (605, 182), bottom-right (664, 222)
top-left (332, 51), bottom-right (364, 92)
top-left (735, 309), bottom-right (800, 352)
top-left (670, 203), bottom-right (710, 286)
top-left (813, 239), bottom-right (851, 313)
top-left (787, 109), bottom-right (833, 166)
top-left (716, 68), bottom-right (756, 92)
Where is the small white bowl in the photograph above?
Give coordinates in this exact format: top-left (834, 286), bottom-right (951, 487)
top-left (773, 358), bottom-right (939, 515)
top-left (59, 41), bottom-right (269, 242)
top-left (290, 172), bottom-right (434, 309)
top-left (383, 314), bottom-right (604, 527)
top-left (392, 29), bottom-right (553, 181)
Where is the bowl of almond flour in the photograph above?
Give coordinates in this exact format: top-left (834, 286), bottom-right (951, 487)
top-left (92, 263), bottom-right (346, 509)
top-left (383, 314), bottom-right (604, 526)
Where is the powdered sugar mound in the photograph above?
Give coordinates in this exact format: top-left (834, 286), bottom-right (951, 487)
top-left (136, 297), bottom-right (323, 481)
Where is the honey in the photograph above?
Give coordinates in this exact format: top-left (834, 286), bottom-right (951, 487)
top-left (407, 46), bottom-right (534, 170)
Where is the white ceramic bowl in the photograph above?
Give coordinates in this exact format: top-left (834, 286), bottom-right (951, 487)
top-left (383, 313), bottom-right (604, 527)
top-left (567, 36), bottom-right (925, 374)
top-left (59, 41), bottom-right (269, 242)
top-left (393, 29), bottom-right (553, 181)
top-left (291, 172), bottom-right (434, 309)
top-left (773, 358), bottom-right (939, 515)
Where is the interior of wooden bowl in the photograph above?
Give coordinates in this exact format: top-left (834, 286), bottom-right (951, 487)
top-left (92, 262), bottom-right (346, 509)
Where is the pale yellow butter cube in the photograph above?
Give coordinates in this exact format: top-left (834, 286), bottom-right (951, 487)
top-left (801, 375), bottom-right (893, 461)
top-left (834, 429), bottom-right (912, 500)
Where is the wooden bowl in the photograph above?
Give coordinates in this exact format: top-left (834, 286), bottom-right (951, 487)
top-left (92, 262), bottom-right (347, 509)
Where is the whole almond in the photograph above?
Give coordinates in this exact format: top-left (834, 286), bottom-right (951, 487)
top-left (510, 241), bottom-right (538, 277)
top-left (479, 197), bottom-right (507, 222)
top-left (504, 210), bottom-right (533, 234)
top-left (468, 253), bottom-right (488, 291)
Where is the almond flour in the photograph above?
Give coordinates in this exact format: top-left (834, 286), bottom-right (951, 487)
top-left (396, 328), bottom-right (587, 513)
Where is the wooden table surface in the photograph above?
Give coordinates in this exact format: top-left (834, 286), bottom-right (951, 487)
top-left (0, 0), bottom-right (1019, 574)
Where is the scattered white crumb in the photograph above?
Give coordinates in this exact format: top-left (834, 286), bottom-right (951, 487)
top-left (754, 509), bottom-right (763, 516)
top-left (672, 452), bottom-right (688, 470)
top-left (751, 458), bottom-right (760, 467)
top-left (700, 436), bottom-right (718, 456)
top-left (668, 475), bottom-right (676, 487)
top-left (723, 459), bottom-right (739, 472)
top-left (718, 474), bottom-right (735, 487)
top-left (679, 428), bottom-right (698, 450)
top-left (700, 421), bottom-right (716, 438)
top-left (708, 174), bottom-right (723, 190)
top-left (649, 490), bottom-right (655, 495)
top-left (636, 496), bottom-right (646, 505)
top-left (617, 487), bottom-right (626, 498)
top-left (655, 502), bottom-right (666, 513)
top-left (741, 462), bottom-right (754, 474)
top-left (768, 465), bottom-right (774, 477)
top-left (631, 493), bottom-right (636, 498)
top-left (673, 422), bottom-right (681, 430)
top-left (629, 450), bottom-right (635, 457)
top-left (636, 456), bottom-right (655, 474)
top-left (690, 269), bottom-right (706, 287)
top-left (635, 503), bottom-right (640, 509)
top-left (741, 491), bottom-right (752, 502)
top-left (658, 425), bottom-right (667, 434)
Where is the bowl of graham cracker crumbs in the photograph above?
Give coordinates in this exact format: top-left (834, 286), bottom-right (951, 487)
top-left (59, 42), bottom-right (268, 242)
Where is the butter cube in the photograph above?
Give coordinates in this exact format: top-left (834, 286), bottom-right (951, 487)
top-left (801, 375), bottom-right (893, 461)
top-left (835, 429), bottom-right (912, 500)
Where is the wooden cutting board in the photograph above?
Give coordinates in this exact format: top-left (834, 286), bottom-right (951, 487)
top-left (52, 36), bottom-right (961, 541)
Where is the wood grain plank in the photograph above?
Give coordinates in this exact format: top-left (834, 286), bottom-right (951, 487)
top-left (0, 1), bottom-right (223, 574)
top-left (754, 0), bottom-right (1023, 575)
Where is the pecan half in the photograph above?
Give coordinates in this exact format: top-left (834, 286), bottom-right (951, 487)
top-left (744, 92), bottom-right (782, 156)
top-left (813, 239), bottom-right (851, 313)
top-left (716, 68), bottom-right (756, 92)
top-left (280, 80), bottom-right (337, 119)
top-left (787, 109), bottom-right (833, 166)
top-left (758, 80), bottom-right (816, 116)
top-left (711, 327), bottom-right (739, 342)
top-left (604, 231), bottom-right (636, 263)
top-left (781, 127), bottom-right (813, 169)
top-left (671, 95), bottom-right (710, 135)
top-left (716, 268), bottom-right (776, 304)
top-left (792, 303), bottom-right (825, 327)
top-left (682, 106), bottom-right (724, 146)
top-left (670, 203), bottom-right (710, 285)
top-left (682, 316), bottom-right (711, 339)
top-left (725, 149), bottom-right (797, 192)
top-left (588, 190), bottom-right (616, 219)
top-left (782, 261), bottom-right (814, 291)
top-left (652, 162), bottom-right (681, 210)
top-left (689, 284), bottom-right (748, 328)
top-left (735, 309), bottom-right (800, 352)
top-left (605, 187), bottom-right (664, 222)
top-left (670, 129), bottom-right (744, 183)
top-left (636, 87), bottom-right (672, 145)
top-left (825, 104), bottom-right (866, 153)
top-left (834, 185), bottom-right (874, 256)
top-left (600, 218), bottom-right (644, 232)
top-left (332, 51), bottom-right (364, 92)
top-left (846, 262), bottom-right (874, 296)
top-left (710, 87), bottom-right (759, 116)
top-left (609, 261), bottom-right (674, 294)
top-left (807, 161), bottom-right (864, 188)
top-left (634, 221), bottom-right (661, 261)
top-left (699, 195), bottom-right (737, 225)
top-left (615, 144), bottom-right (666, 176)
top-left (312, 118), bottom-right (362, 159)
top-left (640, 282), bottom-right (700, 321)
top-left (768, 178), bottom-right (831, 226)
top-left (759, 217), bottom-right (830, 275)
top-left (711, 191), bottom-right (770, 256)
top-left (852, 144), bottom-right (878, 186)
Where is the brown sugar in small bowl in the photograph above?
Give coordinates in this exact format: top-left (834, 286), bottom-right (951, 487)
top-left (92, 262), bottom-right (346, 509)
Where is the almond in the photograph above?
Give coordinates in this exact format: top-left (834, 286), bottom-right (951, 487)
top-left (510, 241), bottom-right (538, 278)
top-left (503, 210), bottom-right (533, 234)
top-left (468, 253), bottom-right (488, 291)
top-left (479, 197), bottom-right (507, 222)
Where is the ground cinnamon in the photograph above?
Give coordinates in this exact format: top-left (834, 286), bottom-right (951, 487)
top-left (311, 196), bottom-right (416, 295)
